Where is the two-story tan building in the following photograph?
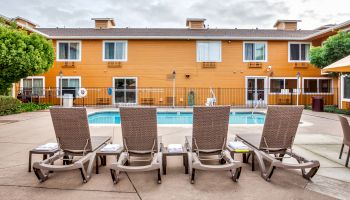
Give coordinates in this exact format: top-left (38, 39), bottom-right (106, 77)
top-left (14, 17), bottom-right (350, 107)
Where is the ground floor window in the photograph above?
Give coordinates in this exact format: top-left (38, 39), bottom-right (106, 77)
top-left (56, 76), bottom-right (81, 97)
top-left (114, 77), bottom-right (137, 104)
top-left (270, 78), bottom-right (297, 93)
top-left (303, 78), bottom-right (332, 93)
top-left (343, 76), bottom-right (350, 99)
top-left (20, 77), bottom-right (45, 96)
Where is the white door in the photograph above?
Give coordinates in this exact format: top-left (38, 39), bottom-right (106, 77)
top-left (246, 77), bottom-right (267, 107)
top-left (113, 77), bottom-right (138, 105)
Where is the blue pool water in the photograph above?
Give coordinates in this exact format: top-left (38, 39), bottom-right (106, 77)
top-left (88, 111), bottom-right (265, 125)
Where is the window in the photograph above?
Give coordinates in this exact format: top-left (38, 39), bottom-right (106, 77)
top-left (197, 41), bottom-right (221, 62)
top-left (56, 76), bottom-right (81, 97)
top-left (244, 42), bottom-right (267, 62)
top-left (57, 41), bottom-right (81, 61)
top-left (289, 43), bottom-right (310, 62)
top-left (103, 41), bottom-right (128, 61)
top-left (20, 77), bottom-right (45, 96)
top-left (343, 76), bottom-right (350, 99)
top-left (113, 77), bottom-right (137, 104)
top-left (303, 78), bottom-right (332, 93)
top-left (270, 78), bottom-right (297, 93)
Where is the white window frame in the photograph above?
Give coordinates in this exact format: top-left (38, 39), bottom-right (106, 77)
top-left (20, 76), bottom-right (45, 96)
top-left (112, 77), bottom-right (138, 105)
top-left (196, 41), bottom-right (222, 62)
top-left (302, 77), bottom-right (333, 94)
top-left (56, 40), bottom-right (82, 62)
top-left (102, 40), bottom-right (128, 62)
top-left (55, 76), bottom-right (82, 97)
top-left (269, 77), bottom-right (298, 94)
top-left (243, 41), bottom-right (268, 62)
top-left (288, 42), bottom-right (311, 63)
top-left (341, 75), bottom-right (350, 102)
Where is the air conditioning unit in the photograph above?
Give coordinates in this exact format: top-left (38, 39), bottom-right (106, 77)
top-left (293, 62), bottom-right (309, 68)
top-left (247, 62), bottom-right (263, 68)
top-left (63, 62), bottom-right (75, 68)
top-left (202, 62), bottom-right (216, 68)
top-left (107, 61), bottom-right (122, 68)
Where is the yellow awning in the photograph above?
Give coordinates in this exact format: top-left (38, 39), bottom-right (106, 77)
top-left (322, 55), bottom-right (350, 73)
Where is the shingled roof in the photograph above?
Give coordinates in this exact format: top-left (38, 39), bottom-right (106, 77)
top-left (35, 27), bottom-right (319, 40)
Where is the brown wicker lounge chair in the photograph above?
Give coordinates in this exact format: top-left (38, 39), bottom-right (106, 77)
top-left (32, 107), bottom-right (111, 183)
top-left (338, 116), bottom-right (350, 167)
top-left (187, 106), bottom-right (242, 184)
top-left (236, 106), bottom-right (320, 181)
top-left (110, 107), bottom-right (162, 184)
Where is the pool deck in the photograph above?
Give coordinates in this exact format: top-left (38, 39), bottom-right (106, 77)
top-left (0, 108), bottom-right (349, 199)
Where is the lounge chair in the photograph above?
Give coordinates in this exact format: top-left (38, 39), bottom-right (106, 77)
top-left (338, 116), bottom-right (350, 167)
top-left (33, 107), bottom-right (111, 183)
top-left (187, 106), bottom-right (242, 184)
top-left (110, 107), bottom-right (162, 184)
top-left (236, 106), bottom-right (320, 181)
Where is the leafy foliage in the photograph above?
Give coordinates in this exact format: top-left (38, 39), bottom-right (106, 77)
top-left (310, 31), bottom-right (350, 69)
top-left (0, 21), bottom-right (55, 94)
top-left (0, 95), bottom-right (51, 116)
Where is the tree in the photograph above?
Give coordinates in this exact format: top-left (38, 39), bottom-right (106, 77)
top-left (0, 20), bottom-right (55, 94)
top-left (310, 31), bottom-right (350, 69)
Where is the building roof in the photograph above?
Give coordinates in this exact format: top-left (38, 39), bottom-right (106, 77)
top-left (35, 27), bottom-right (319, 40)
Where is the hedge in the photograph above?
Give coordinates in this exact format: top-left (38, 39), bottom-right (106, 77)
top-left (0, 96), bottom-right (51, 116)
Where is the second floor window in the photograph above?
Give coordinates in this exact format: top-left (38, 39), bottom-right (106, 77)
top-left (244, 42), bottom-right (267, 62)
top-left (57, 41), bottom-right (81, 61)
top-left (289, 43), bottom-right (310, 62)
top-left (197, 41), bottom-right (221, 62)
top-left (103, 41), bottom-right (128, 61)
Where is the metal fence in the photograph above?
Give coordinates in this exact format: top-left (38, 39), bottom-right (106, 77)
top-left (15, 87), bottom-right (339, 108)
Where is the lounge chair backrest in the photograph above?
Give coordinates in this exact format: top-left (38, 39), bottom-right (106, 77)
top-left (339, 116), bottom-right (350, 146)
top-left (192, 106), bottom-right (230, 151)
top-left (259, 106), bottom-right (303, 150)
top-left (50, 107), bottom-right (92, 152)
top-left (120, 107), bottom-right (158, 152)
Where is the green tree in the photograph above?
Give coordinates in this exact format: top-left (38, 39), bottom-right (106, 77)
top-left (0, 20), bottom-right (54, 94)
top-left (310, 31), bottom-right (350, 69)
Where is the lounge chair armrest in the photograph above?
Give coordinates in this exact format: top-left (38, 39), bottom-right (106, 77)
top-left (185, 136), bottom-right (192, 152)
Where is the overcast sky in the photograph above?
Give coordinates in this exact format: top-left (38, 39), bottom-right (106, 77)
top-left (1, 0), bottom-right (349, 29)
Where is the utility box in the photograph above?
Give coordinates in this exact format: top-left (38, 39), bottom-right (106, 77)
top-left (63, 94), bottom-right (73, 107)
top-left (312, 96), bottom-right (324, 112)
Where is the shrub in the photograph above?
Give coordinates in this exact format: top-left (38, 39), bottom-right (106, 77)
top-left (0, 96), bottom-right (51, 116)
top-left (0, 95), bottom-right (21, 115)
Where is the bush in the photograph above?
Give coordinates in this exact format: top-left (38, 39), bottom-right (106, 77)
top-left (0, 96), bottom-right (51, 116)
top-left (0, 95), bottom-right (21, 115)
top-left (304, 105), bottom-right (350, 115)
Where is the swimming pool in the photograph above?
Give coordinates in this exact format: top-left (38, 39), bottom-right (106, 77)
top-left (88, 111), bottom-right (265, 125)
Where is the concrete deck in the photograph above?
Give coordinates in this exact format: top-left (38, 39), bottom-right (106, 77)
top-left (0, 108), bottom-right (349, 200)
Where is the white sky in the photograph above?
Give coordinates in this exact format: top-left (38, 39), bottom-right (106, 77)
top-left (0, 0), bottom-right (349, 29)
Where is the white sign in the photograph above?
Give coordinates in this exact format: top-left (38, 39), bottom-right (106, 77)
top-left (78, 88), bottom-right (88, 97)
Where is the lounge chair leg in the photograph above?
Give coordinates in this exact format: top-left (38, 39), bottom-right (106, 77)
top-left (110, 169), bottom-right (119, 184)
top-left (231, 167), bottom-right (242, 182)
top-left (263, 166), bottom-right (276, 181)
top-left (346, 148), bottom-right (350, 167)
top-left (33, 167), bottom-right (48, 182)
top-left (339, 144), bottom-right (344, 159)
top-left (79, 168), bottom-right (88, 183)
top-left (191, 169), bottom-right (195, 184)
top-left (157, 169), bottom-right (162, 184)
top-left (302, 165), bottom-right (319, 180)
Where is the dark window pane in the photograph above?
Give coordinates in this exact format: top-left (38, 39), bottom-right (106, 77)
top-left (126, 79), bottom-right (136, 89)
top-left (245, 43), bottom-right (254, 61)
top-left (105, 42), bottom-right (115, 59)
top-left (59, 43), bottom-right (68, 59)
top-left (285, 79), bottom-right (297, 90)
top-left (69, 43), bottom-right (79, 59)
top-left (125, 92), bottom-right (136, 103)
top-left (270, 79), bottom-right (284, 93)
top-left (290, 44), bottom-right (300, 61)
top-left (319, 79), bottom-right (331, 93)
top-left (304, 79), bottom-right (317, 93)
top-left (344, 77), bottom-right (350, 99)
top-left (115, 91), bottom-right (125, 103)
top-left (115, 79), bottom-right (125, 89)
